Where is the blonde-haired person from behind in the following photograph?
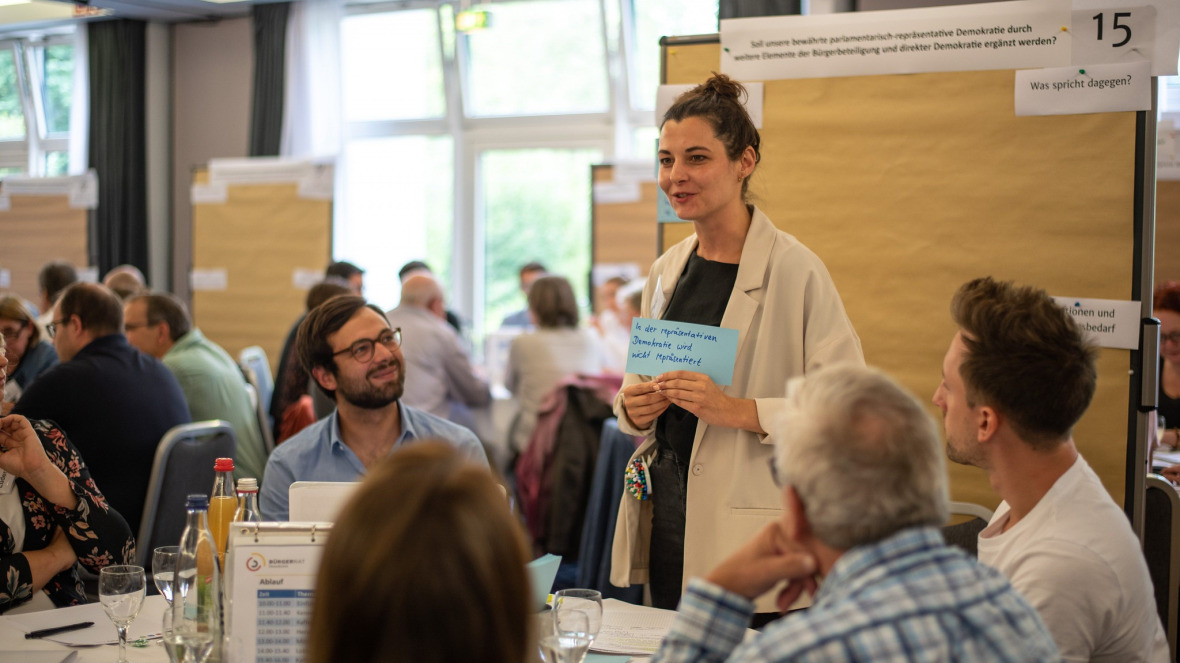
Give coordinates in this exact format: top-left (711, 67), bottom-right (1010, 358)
top-left (307, 441), bottom-right (533, 663)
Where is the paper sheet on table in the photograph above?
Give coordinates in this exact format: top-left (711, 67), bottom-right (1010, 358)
top-left (527, 554), bottom-right (562, 611)
top-left (591, 599), bottom-right (676, 655)
top-left (0, 653), bottom-right (76, 663)
top-left (4, 595), bottom-right (167, 646)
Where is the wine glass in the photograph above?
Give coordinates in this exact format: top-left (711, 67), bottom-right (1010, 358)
top-left (553, 589), bottom-right (603, 643)
top-left (153, 546), bottom-right (179, 606)
top-left (99, 565), bottom-right (146, 663)
top-left (539, 610), bottom-right (591, 663)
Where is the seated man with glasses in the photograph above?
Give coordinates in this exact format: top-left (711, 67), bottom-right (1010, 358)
top-left (13, 282), bottom-right (190, 536)
top-left (260, 295), bottom-right (488, 521)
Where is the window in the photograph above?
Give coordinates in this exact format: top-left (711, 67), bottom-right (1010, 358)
top-left (0, 46), bottom-right (26, 140)
top-left (33, 41), bottom-right (73, 136)
top-left (0, 33), bottom-right (74, 177)
top-left (628, 0), bottom-right (717, 111)
top-left (462, 0), bottom-right (610, 117)
top-left (480, 147), bottom-right (601, 331)
top-left (342, 10), bottom-right (445, 121)
top-left (336, 134), bottom-right (454, 309)
top-left (338, 0), bottom-right (709, 344)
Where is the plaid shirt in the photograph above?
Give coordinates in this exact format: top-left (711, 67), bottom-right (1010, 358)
top-left (652, 527), bottom-right (1060, 663)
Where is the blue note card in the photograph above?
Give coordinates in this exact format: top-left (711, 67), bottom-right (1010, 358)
top-left (625, 317), bottom-right (738, 385)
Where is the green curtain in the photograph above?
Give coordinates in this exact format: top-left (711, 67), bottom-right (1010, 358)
top-left (250, 2), bottom-right (291, 157)
top-left (88, 19), bottom-right (147, 277)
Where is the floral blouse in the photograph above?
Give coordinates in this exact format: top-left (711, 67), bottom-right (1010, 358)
top-left (0, 418), bottom-right (136, 613)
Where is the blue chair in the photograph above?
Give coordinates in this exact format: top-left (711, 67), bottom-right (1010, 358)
top-left (136, 420), bottom-right (237, 568)
top-left (239, 346), bottom-right (276, 453)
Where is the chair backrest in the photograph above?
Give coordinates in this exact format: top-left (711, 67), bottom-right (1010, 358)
top-left (239, 346), bottom-right (276, 453)
top-left (136, 420), bottom-right (237, 567)
top-left (289, 481), bottom-right (361, 522)
top-left (940, 502), bottom-right (995, 558)
top-left (238, 346), bottom-right (274, 412)
top-left (1144, 474), bottom-right (1180, 658)
top-left (948, 500), bottom-right (994, 521)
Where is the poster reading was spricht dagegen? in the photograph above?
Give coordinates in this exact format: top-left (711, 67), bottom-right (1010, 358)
top-left (721, 0), bottom-right (1072, 81)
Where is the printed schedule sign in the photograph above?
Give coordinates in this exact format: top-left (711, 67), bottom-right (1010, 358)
top-left (625, 317), bottom-right (739, 385)
top-left (226, 525), bottom-right (330, 663)
top-left (256, 589), bottom-right (315, 662)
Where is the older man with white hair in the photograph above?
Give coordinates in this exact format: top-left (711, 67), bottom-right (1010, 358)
top-left (385, 274), bottom-right (490, 431)
top-left (651, 364), bottom-right (1058, 663)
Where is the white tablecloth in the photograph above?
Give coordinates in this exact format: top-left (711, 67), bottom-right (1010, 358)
top-left (0, 595), bottom-right (168, 662)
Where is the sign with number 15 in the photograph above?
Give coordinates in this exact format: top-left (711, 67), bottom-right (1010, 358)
top-left (1070, 6), bottom-right (1157, 70)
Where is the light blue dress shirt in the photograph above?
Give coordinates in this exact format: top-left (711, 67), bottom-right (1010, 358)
top-left (259, 402), bottom-right (488, 520)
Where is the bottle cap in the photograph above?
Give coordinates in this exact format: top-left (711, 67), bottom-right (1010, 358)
top-left (236, 477), bottom-right (259, 492)
top-left (214, 458), bottom-right (234, 472)
top-left (185, 494), bottom-right (209, 510)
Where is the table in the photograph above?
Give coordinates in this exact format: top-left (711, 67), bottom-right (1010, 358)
top-left (0, 595), bottom-right (652, 662)
top-left (0, 595), bottom-right (168, 662)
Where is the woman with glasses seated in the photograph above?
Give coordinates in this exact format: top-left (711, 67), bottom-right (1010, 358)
top-left (1153, 283), bottom-right (1180, 484)
top-left (308, 441), bottom-right (531, 663)
top-left (0, 335), bottom-right (135, 614)
top-left (1155, 282), bottom-right (1180, 451)
top-left (0, 296), bottom-right (58, 411)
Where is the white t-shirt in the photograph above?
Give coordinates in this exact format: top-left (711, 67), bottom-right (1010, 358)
top-left (979, 455), bottom-right (1170, 663)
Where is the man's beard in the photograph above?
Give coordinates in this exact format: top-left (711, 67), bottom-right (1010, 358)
top-left (336, 357), bottom-right (405, 410)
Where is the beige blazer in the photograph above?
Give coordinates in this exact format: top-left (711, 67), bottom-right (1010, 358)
top-left (610, 207), bottom-right (864, 611)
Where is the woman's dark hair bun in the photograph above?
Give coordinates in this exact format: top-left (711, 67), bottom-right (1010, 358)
top-left (700, 73), bottom-right (746, 103)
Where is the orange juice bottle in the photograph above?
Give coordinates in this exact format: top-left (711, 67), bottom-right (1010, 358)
top-left (208, 457), bottom-right (236, 569)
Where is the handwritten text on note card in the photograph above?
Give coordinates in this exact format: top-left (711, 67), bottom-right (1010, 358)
top-left (625, 317), bottom-right (739, 385)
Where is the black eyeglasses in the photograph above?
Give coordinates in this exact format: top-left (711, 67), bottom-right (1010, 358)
top-left (46, 319), bottom-right (67, 339)
top-left (0, 321), bottom-right (24, 341)
top-left (1163, 331), bottom-right (1180, 344)
top-left (331, 328), bottom-right (402, 364)
top-left (124, 321), bottom-right (158, 332)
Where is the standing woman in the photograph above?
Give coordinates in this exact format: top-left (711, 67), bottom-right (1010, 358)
top-left (612, 74), bottom-right (863, 611)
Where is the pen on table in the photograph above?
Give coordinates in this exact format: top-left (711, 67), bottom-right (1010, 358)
top-left (25, 621), bottom-right (95, 639)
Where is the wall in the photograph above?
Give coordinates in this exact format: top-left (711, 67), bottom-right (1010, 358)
top-left (171, 17), bottom-right (252, 304)
top-left (146, 21), bottom-right (170, 292)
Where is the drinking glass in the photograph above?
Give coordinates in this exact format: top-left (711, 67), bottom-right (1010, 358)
top-left (539, 610), bottom-right (591, 663)
top-left (1159, 415), bottom-right (1170, 450)
top-left (99, 565), bottom-right (146, 663)
top-left (153, 546), bottom-right (179, 606)
top-left (161, 610), bottom-right (214, 663)
top-left (553, 589), bottom-right (603, 642)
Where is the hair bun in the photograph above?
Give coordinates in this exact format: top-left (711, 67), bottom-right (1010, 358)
top-left (700, 72), bottom-right (746, 104)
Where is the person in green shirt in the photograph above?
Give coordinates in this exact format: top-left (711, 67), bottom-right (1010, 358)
top-left (123, 292), bottom-right (268, 482)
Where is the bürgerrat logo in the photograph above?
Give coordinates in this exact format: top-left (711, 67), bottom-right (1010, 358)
top-left (245, 553), bottom-right (266, 572)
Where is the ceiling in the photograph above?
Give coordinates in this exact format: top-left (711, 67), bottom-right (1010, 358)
top-left (77, 0), bottom-right (263, 22)
top-left (0, 0), bottom-right (266, 31)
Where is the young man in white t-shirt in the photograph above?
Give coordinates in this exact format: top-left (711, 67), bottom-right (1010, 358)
top-left (933, 276), bottom-right (1169, 663)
